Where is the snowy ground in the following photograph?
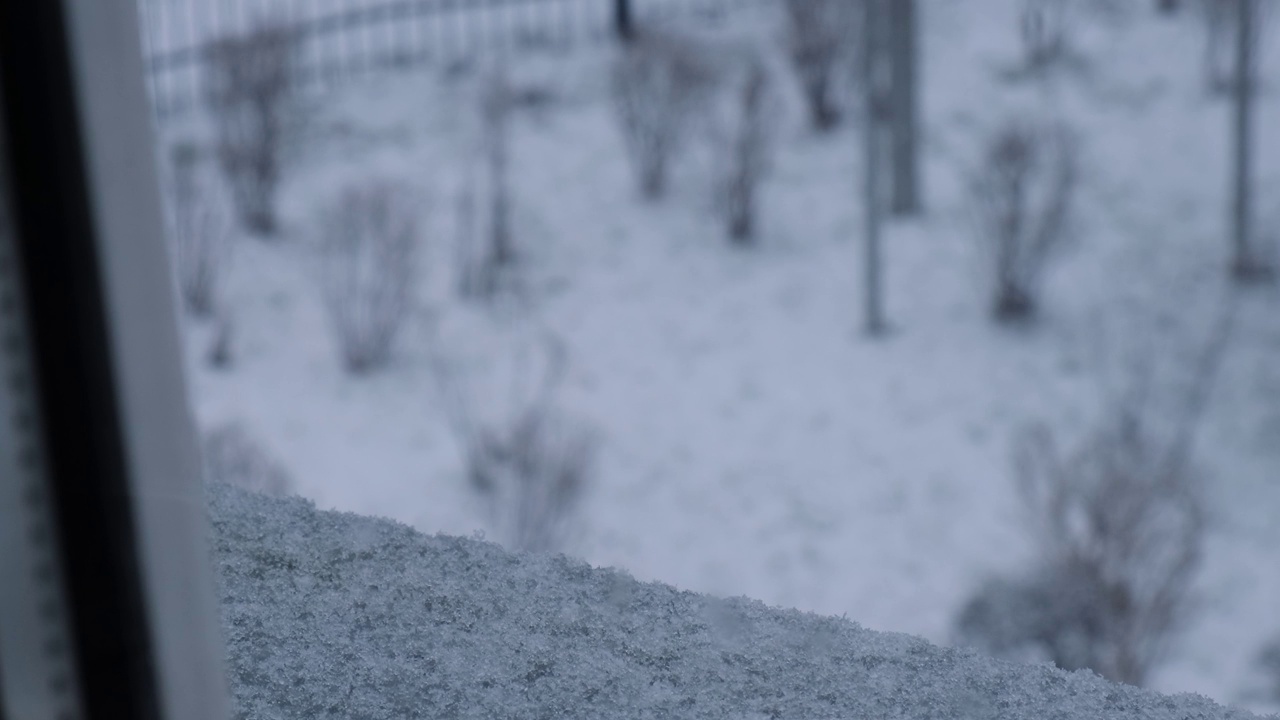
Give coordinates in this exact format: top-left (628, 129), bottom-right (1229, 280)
top-left (209, 481), bottom-right (1270, 719)
top-left (165, 0), bottom-right (1280, 713)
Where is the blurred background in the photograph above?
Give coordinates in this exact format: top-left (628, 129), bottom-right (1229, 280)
top-left (140, 0), bottom-right (1279, 712)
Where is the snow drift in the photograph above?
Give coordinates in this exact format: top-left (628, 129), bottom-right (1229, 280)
top-left (207, 483), bottom-right (1268, 719)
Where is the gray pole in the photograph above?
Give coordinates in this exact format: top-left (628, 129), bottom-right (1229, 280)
top-left (889, 0), bottom-right (921, 216)
top-left (864, 0), bottom-right (889, 335)
top-left (615, 0), bottom-right (633, 41)
top-left (1231, 0), bottom-right (1258, 280)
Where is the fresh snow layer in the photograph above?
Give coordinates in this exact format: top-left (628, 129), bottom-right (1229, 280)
top-left (209, 482), bottom-right (1271, 720)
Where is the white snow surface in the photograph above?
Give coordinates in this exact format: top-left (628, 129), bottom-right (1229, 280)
top-left (208, 481), bottom-right (1273, 720)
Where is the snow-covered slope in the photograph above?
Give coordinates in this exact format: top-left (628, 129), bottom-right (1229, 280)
top-left (209, 482), bottom-right (1272, 720)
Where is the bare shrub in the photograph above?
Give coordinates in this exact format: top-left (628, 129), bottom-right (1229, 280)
top-left (782, 0), bottom-right (863, 132)
top-left (611, 29), bottom-right (720, 199)
top-left (712, 56), bottom-right (781, 245)
top-left (1011, 414), bottom-right (1205, 685)
top-left (205, 21), bottom-right (295, 236)
top-left (202, 422), bottom-right (294, 498)
top-left (957, 411), bottom-right (1207, 685)
top-left (467, 403), bottom-right (597, 554)
top-left (969, 117), bottom-right (1078, 323)
top-left (318, 179), bottom-right (421, 375)
top-left (166, 140), bottom-right (233, 319)
top-left (955, 313), bottom-right (1234, 685)
top-left (433, 332), bottom-right (597, 554)
top-left (1019, 0), bottom-right (1071, 73)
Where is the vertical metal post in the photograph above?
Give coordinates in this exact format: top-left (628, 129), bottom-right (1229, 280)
top-left (1231, 0), bottom-right (1259, 280)
top-left (864, 0), bottom-right (889, 335)
top-left (615, 0), bottom-right (633, 40)
top-left (889, 0), bottom-right (921, 216)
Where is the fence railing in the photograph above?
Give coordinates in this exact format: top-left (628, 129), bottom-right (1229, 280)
top-left (138, 0), bottom-right (742, 118)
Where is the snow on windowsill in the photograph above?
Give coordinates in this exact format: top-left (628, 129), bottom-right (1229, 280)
top-left (208, 483), bottom-right (1271, 720)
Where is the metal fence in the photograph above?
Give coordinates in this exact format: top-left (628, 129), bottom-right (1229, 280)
top-left (139, 0), bottom-right (743, 118)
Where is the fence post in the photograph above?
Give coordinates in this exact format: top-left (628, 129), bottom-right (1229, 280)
top-left (888, 0), bottom-right (921, 216)
top-left (615, 0), bottom-right (633, 41)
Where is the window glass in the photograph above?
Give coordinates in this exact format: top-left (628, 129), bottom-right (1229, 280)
top-left (137, 0), bottom-right (1280, 715)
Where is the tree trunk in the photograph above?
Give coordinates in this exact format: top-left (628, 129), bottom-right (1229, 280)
top-left (888, 0), bottom-right (921, 216)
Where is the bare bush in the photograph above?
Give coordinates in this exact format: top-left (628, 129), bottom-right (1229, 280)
top-left (1019, 0), bottom-right (1071, 72)
top-left (202, 422), bottom-right (294, 498)
top-left (713, 56), bottom-right (781, 245)
top-left (166, 141), bottom-right (233, 319)
top-left (956, 560), bottom-right (1120, 673)
top-left (969, 117), bottom-right (1078, 323)
top-left (318, 179), bottom-right (422, 375)
top-left (611, 29), bottom-right (720, 199)
top-left (434, 332), bottom-right (597, 554)
top-left (954, 311), bottom-right (1235, 686)
top-left (205, 21), bottom-right (295, 236)
top-left (782, 0), bottom-right (863, 132)
top-left (1011, 413), bottom-right (1205, 685)
top-left (467, 403), bottom-right (597, 554)
top-left (957, 411), bottom-right (1207, 686)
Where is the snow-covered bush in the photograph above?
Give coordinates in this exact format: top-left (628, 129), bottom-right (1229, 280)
top-left (165, 140), bottom-right (233, 319)
top-left (968, 117), bottom-right (1078, 323)
top-left (202, 422), bottom-right (294, 498)
top-left (712, 56), bottom-right (781, 245)
top-left (318, 178), bottom-right (422, 375)
top-left (434, 332), bottom-right (597, 554)
top-left (611, 29), bottom-right (720, 199)
top-left (204, 21), bottom-right (295, 236)
top-left (957, 404), bottom-right (1207, 686)
top-left (781, 0), bottom-right (862, 132)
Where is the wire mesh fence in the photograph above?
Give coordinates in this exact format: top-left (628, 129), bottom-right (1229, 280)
top-left (138, 0), bottom-right (746, 118)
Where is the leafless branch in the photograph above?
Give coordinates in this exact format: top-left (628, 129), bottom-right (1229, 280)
top-left (317, 178), bottom-right (422, 375)
top-left (430, 330), bottom-right (594, 554)
top-left (969, 117), bottom-right (1078, 323)
top-left (782, 0), bottom-right (863, 131)
top-left (611, 28), bottom-right (720, 199)
top-left (204, 21), bottom-right (296, 236)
